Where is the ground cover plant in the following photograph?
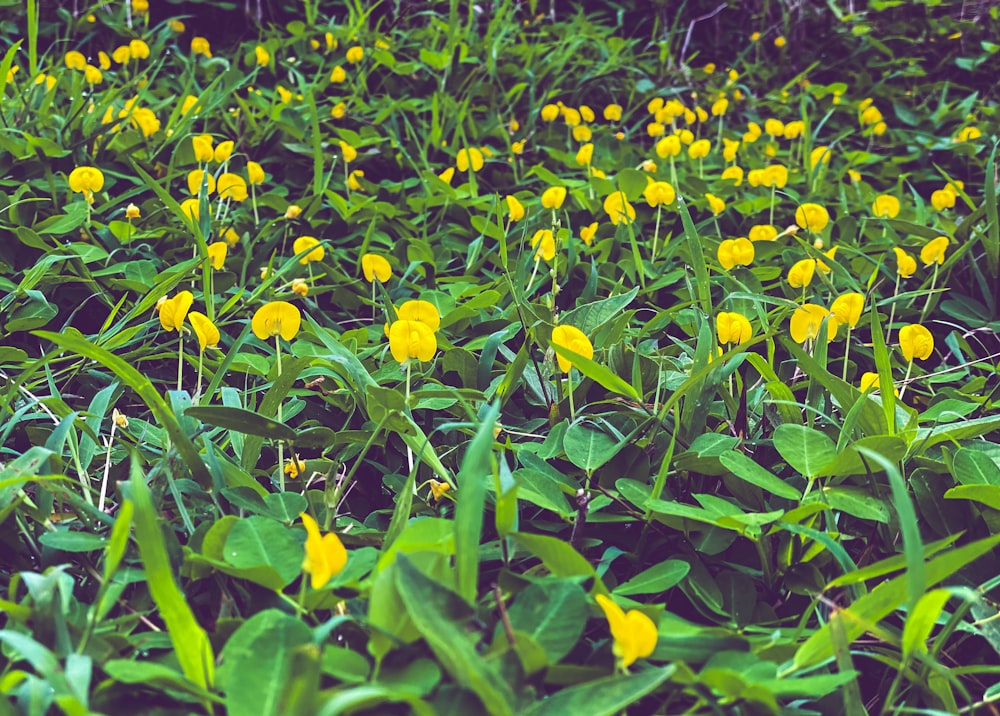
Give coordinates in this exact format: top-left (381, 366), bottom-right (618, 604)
top-left (1, 0), bottom-right (1000, 713)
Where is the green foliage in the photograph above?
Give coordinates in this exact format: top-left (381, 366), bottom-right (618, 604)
top-left (2, 0), bottom-right (1000, 713)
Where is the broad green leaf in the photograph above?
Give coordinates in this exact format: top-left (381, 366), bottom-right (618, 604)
top-left (395, 556), bottom-right (516, 716)
top-left (773, 424), bottom-right (837, 478)
top-left (560, 287), bottom-right (639, 335)
top-left (184, 406), bottom-right (297, 442)
top-left (521, 666), bottom-right (675, 716)
top-left (816, 436), bottom-right (907, 478)
top-left (719, 451), bottom-right (801, 499)
top-left (35, 330), bottom-right (212, 489)
top-left (944, 484), bottom-right (1000, 511)
top-left (103, 660), bottom-right (220, 702)
top-left (951, 448), bottom-right (1000, 486)
top-left (819, 486), bottom-right (890, 523)
top-left (223, 515), bottom-right (302, 589)
top-left (504, 580), bottom-right (590, 664)
top-left (563, 419), bottom-right (622, 472)
top-left (552, 343), bottom-right (641, 401)
top-left (317, 686), bottom-right (435, 716)
top-left (218, 609), bottom-right (313, 716)
top-left (901, 588), bottom-right (951, 656)
top-left (615, 560), bottom-right (691, 596)
top-left (454, 403), bottom-right (498, 603)
top-left (38, 531), bottom-right (107, 552)
top-left (509, 532), bottom-right (606, 595)
top-left (127, 456), bottom-right (215, 693)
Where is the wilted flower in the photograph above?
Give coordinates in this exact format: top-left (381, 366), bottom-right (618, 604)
top-left (284, 204), bottom-right (302, 220)
top-left (291, 279), bottom-right (309, 297)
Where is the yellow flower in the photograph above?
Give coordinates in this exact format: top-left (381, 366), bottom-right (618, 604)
top-left (187, 169), bottom-right (215, 196)
top-left (362, 254), bottom-right (392, 283)
top-left (764, 118), bottom-right (784, 137)
top-left (603, 192), bottom-right (635, 226)
top-left (717, 238), bottom-right (754, 270)
top-left (112, 45), bottom-right (131, 64)
top-left (129, 39), bottom-right (150, 60)
top-left (292, 279), bottom-right (309, 297)
top-left (561, 106), bottom-right (582, 127)
top-left (531, 229), bottom-right (556, 262)
top-left (159, 291), bottom-right (194, 332)
top-left (188, 311), bottom-right (220, 352)
top-left (214, 140), bottom-right (235, 163)
top-left (722, 138), bottom-right (740, 163)
top-left (640, 159), bottom-right (657, 173)
top-left (603, 103), bottom-right (622, 121)
top-left (64, 51), bottom-right (86, 70)
top-left (191, 37), bottom-right (212, 58)
top-left (830, 292), bottom-right (864, 328)
top-left (216, 173), bottom-right (247, 202)
top-left (575, 142), bottom-right (594, 166)
top-left (68, 166), bottom-right (105, 197)
top-left (252, 301), bottom-right (302, 341)
top-left (339, 140), bottom-right (358, 163)
top-left (774, 36), bottom-right (786, 48)
top-left (511, 140), bottom-right (525, 155)
top-left (329, 65), bottom-right (347, 83)
top-left (646, 122), bottom-right (666, 138)
top-left (872, 121), bottom-right (887, 136)
top-left (652, 137), bottom-right (680, 162)
top-left (388, 319), bottom-right (437, 363)
top-left (284, 204), bottom-right (302, 220)
top-left (285, 457), bottom-right (307, 479)
top-left (505, 195), bottom-right (525, 222)
top-left (438, 167), bottom-right (455, 185)
top-left (787, 258), bottom-right (817, 288)
top-left (247, 161), bottom-right (265, 185)
top-left (688, 139), bottom-right (711, 159)
top-left (711, 98), bottom-right (729, 116)
top-left (847, 169), bottom-right (862, 184)
top-left (594, 594), bottom-right (658, 670)
top-left (762, 164), bottom-right (788, 189)
top-left (810, 146), bottom-right (832, 169)
top-left (180, 198), bottom-right (200, 221)
top-left (872, 195), bottom-right (900, 219)
top-left (456, 147), bottom-right (484, 173)
top-left (573, 124), bottom-right (592, 142)
top-left (348, 169), bottom-right (365, 191)
top-left (541, 186), bottom-right (567, 210)
top-left (132, 0), bottom-right (149, 14)
top-left (540, 103), bottom-right (560, 122)
top-left (293, 236), bottom-right (325, 264)
top-left (131, 107), bottom-right (160, 137)
top-left (716, 312), bottom-right (753, 346)
top-left (396, 300), bottom-right (441, 332)
top-left (893, 247), bottom-right (916, 278)
top-left (705, 193), bottom-right (725, 216)
top-left (98, 51), bottom-right (110, 70)
top-left (83, 65), bottom-right (103, 85)
top-left (125, 203), bottom-right (141, 219)
top-left (748, 224), bottom-right (778, 242)
top-left (112, 408), bottom-right (129, 429)
top-left (743, 121), bottom-right (762, 143)
top-left (930, 189), bottom-right (956, 211)
top-left (169, 19), bottom-right (186, 33)
top-left (428, 479), bottom-right (451, 502)
top-left (720, 166), bottom-right (743, 185)
top-left (860, 105), bottom-right (883, 126)
top-left (920, 236), bottom-right (949, 266)
top-left (580, 222), bottom-right (598, 246)
top-left (783, 121), bottom-right (805, 139)
top-left (206, 242), bottom-right (227, 270)
top-left (817, 246), bottom-right (838, 275)
top-left (551, 324), bottom-right (593, 372)
top-left (222, 228), bottom-right (241, 246)
top-left (345, 45), bottom-right (364, 63)
top-left (300, 512), bottom-right (348, 590)
top-left (899, 324), bottom-right (934, 362)
top-left (795, 203), bottom-right (830, 232)
top-left (254, 45), bottom-right (270, 66)
top-left (790, 304), bottom-right (838, 344)
top-left (643, 181), bottom-right (675, 207)
top-left (954, 126), bottom-right (981, 142)
top-left (192, 134), bottom-right (214, 162)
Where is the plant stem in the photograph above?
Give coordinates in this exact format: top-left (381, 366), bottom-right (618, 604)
top-left (276, 334), bottom-right (284, 492)
top-left (176, 332), bottom-right (183, 391)
top-left (567, 369), bottom-right (575, 422)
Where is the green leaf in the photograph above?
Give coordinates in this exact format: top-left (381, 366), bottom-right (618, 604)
top-left (951, 448), bottom-right (1000, 486)
top-left (615, 560), bottom-right (691, 596)
top-left (103, 500), bottom-right (133, 582)
top-left (901, 588), bottom-right (951, 656)
top-left (562, 419), bottom-right (622, 472)
top-left (676, 196), bottom-right (712, 316)
top-left (944, 484), bottom-right (1000, 511)
top-left (103, 660), bottom-right (220, 702)
top-left (773, 424), bottom-right (837, 478)
top-left (395, 556), bottom-right (516, 716)
top-left (817, 436), bottom-right (907, 478)
top-left (521, 666), bottom-right (675, 716)
top-left (218, 609), bottom-right (313, 716)
top-left (127, 455), bottom-right (215, 693)
top-left (35, 330), bottom-right (212, 489)
top-left (719, 452), bottom-right (801, 499)
top-left (819, 486), bottom-right (890, 523)
top-left (38, 531), bottom-right (107, 552)
top-left (560, 287), bottom-right (639, 335)
top-left (551, 343), bottom-right (640, 401)
top-left (454, 403), bottom-right (498, 603)
top-left (223, 516), bottom-right (302, 589)
top-left (505, 580), bottom-right (590, 664)
top-left (509, 532), bottom-right (606, 594)
top-left (982, 141), bottom-right (998, 277)
top-left (184, 406), bottom-right (297, 442)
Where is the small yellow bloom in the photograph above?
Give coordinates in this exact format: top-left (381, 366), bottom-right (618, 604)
top-left (388, 320), bottom-right (437, 363)
top-left (531, 229), bottom-right (556, 262)
top-left (98, 51), bottom-right (111, 70)
top-left (438, 167), bottom-right (455, 185)
top-left (345, 46), bottom-right (364, 64)
top-left (561, 106), bottom-right (582, 127)
top-left (125, 203), bottom-right (141, 219)
top-left (795, 203), bottom-right (830, 232)
top-left (300, 512), bottom-right (348, 590)
top-left (603, 192), bottom-right (635, 226)
top-left (920, 236), bottom-right (949, 266)
top-left (214, 140), bottom-right (235, 163)
top-left (643, 181), bottom-right (675, 207)
top-left (787, 258), bottom-right (817, 288)
top-left (456, 147), bottom-right (484, 173)
top-left (180, 198), bottom-right (200, 221)
top-left (169, 19), bottom-right (186, 33)
top-left (206, 242), bottom-right (227, 270)
top-left (505, 195), bottom-right (525, 222)
top-left (783, 120), bottom-right (805, 139)
top-left (790, 304), bottom-right (838, 344)
top-left (930, 189), bottom-right (956, 211)
top-left (511, 140), bottom-right (525, 155)
top-left (603, 103), bottom-right (622, 121)
top-left (541, 186), bottom-right (567, 210)
top-left (64, 51), bottom-right (87, 70)
top-left (720, 165), bottom-right (743, 185)
top-left (893, 247), bottom-right (917, 278)
top-left (774, 35), bottom-right (786, 48)
top-left (872, 195), bottom-right (900, 219)
top-left (762, 164), bottom-right (788, 189)
top-left (899, 324), bottom-right (934, 362)
top-left (112, 45), bottom-right (131, 64)
top-left (131, 107), bottom-right (160, 137)
top-left (348, 169), bottom-right (365, 191)
top-left (580, 222), bottom-right (598, 246)
top-left (159, 291), bottom-right (194, 332)
top-left (191, 36), bottom-right (212, 58)
top-left (748, 224), bottom-right (778, 242)
top-left (954, 126), bottom-right (981, 142)
top-left (572, 124), bottom-right (592, 142)
top-left (217, 173), bottom-right (248, 202)
top-left (688, 138), bottom-right (711, 159)
top-left (540, 103), bottom-right (560, 122)
top-left (252, 301), bottom-right (302, 341)
top-left (284, 204), bottom-right (302, 220)
top-left (655, 135), bottom-right (682, 159)
top-left (711, 98), bottom-right (729, 116)
top-left (181, 96), bottom-right (201, 117)
top-left (810, 146), bottom-right (832, 169)
top-left (192, 134), bottom-right (214, 163)
top-left (222, 228), bottom-right (241, 246)
top-left (293, 236), bottom-right (325, 264)
top-left (188, 311), bottom-right (220, 352)
top-left (330, 65), bottom-right (347, 83)
top-left (285, 456), bottom-right (307, 479)
top-left (129, 39), bottom-right (150, 60)
top-left (247, 161), bottom-right (265, 185)
top-left (860, 105), bottom-right (883, 126)
top-left (575, 142), bottom-right (594, 166)
top-left (339, 140), bottom-right (358, 163)
top-left (68, 166), bottom-right (105, 196)
top-left (716, 312), bottom-right (753, 346)
top-left (705, 193), bottom-right (725, 216)
top-left (132, 0), bottom-right (149, 14)
top-left (717, 238), bottom-right (754, 270)
top-left (830, 292), bottom-right (864, 329)
top-left (646, 122), bottom-right (666, 138)
top-left (428, 479), bottom-right (451, 502)
top-left (396, 300), bottom-right (441, 332)
top-left (594, 594), bottom-right (658, 670)
top-left (112, 408), bottom-right (129, 429)
top-left (764, 118), bottom-right (785, 137)
top-left (254, 45), bottom-right (270, 66)
top-left (551, 324), bottom-right (593, 372)
top-left (361, 254), bottom-right (392, 283)
top-left (187, 169), bottom-right (215, 196)
top-left (292, 279), bottom-right (309, 297)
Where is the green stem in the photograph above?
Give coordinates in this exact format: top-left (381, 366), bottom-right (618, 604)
top-left (920, 263), bottom-right (938, 323)
top-left (842, 327), bottom-right (851, 382)
top-left (567, 369), bottom-right (575, 422)
top-left (652, 205), bottom-right (662, 260)
top-left (176, 332), bottom-right (183, 392)
top-left (886, 273), bottom-right (901, 346)
top-left (898, 360), bottom-right (913, 402)
top-left (276, 335), bottom-right (284, 492)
